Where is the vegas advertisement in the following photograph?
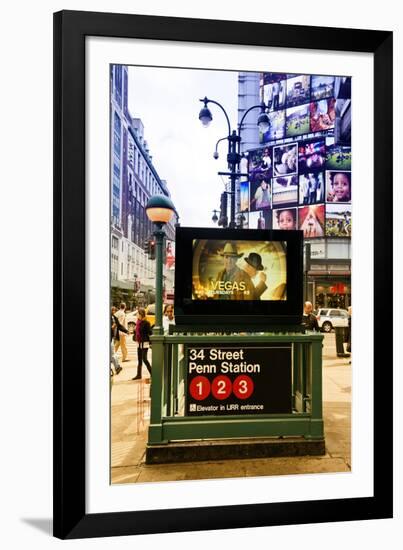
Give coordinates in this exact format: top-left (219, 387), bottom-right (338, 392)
top-left (191, 239), bottom-right (287, 301)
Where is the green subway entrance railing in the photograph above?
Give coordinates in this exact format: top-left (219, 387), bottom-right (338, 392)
top-left (147, 332), bottom-right (324, 446)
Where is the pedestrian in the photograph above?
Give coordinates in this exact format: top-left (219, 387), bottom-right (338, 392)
top-left (114, 302), bottom-right (129, 362)
top-left (132, 307), bottom-right (152, 380)
top-left (302, 301), bottom-right (319, 331)
top-left (111, 306), bottom-right (128, 375)
top-left (163, 304), bottom-right (175, 334)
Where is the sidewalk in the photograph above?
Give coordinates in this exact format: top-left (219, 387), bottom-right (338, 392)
top-left (111, 333), bottom-right (351, 484)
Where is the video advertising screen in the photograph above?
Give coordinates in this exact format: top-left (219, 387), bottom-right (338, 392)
top-left (174, 227), bottom-right (303, 327)
top-left (192, 239), bottom-right (287, 302)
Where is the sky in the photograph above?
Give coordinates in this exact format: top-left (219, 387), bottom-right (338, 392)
top-left (128, 65), bottom-right (239, 227)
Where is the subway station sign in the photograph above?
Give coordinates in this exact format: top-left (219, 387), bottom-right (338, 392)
top-left (185, 344), bottom-right (292, 416)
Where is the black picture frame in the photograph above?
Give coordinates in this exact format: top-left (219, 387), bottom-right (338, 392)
top-left (54, 10), bottom-right (393, 539)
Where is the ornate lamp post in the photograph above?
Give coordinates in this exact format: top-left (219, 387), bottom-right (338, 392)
top-left (145, 195), bottom-right (176, 335)
top-left (199, 96), bottom-right (270, 228)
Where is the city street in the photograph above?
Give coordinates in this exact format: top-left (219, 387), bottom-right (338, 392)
top-left (111, 333), bottom-right (351, 484)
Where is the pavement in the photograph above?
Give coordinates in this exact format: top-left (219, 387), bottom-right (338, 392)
top-left (111, 333), bottom-right (351, 484)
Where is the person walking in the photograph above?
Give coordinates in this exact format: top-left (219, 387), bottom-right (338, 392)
top-left (111, 306), bottom-right (128, 375)
top-left (132, 307), bottom-right (152, 380)
top-left (114, 302), bottom-right (129, 362)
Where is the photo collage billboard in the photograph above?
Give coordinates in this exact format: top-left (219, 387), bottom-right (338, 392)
top-left (242, 73), bottom-right (351, 238)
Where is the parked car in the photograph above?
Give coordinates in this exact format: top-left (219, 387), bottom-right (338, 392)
top-left (315, 308), bottom-right (349, 332)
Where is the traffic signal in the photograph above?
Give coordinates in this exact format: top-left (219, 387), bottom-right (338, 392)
top-left (143, 239), bottom-right (150, 255)
top-left (149, 239), bottom-right (156, 260)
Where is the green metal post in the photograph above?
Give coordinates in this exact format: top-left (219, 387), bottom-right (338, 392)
top-left (307, 338), bottom-right (324, 439)
top-left (153, 225), bottom-right (165, 336)
top-left (148, 334), bottom-right (166, 444)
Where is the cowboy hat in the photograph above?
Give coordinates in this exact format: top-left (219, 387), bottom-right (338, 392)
top-left (218, 242), bottom-right (243, 258)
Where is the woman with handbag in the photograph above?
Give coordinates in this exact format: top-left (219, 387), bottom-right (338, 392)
top-left (131, 307), bottom-right (152, 381)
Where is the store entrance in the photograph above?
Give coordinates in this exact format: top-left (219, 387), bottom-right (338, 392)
top-left (314, 281), bottom-right (351, 310)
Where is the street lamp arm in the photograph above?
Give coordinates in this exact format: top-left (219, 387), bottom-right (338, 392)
top-left (214, 136), bottom-right (228, 156)
top-left (238, 102), bottom-right (266, 136)
top-left (200, 97), bottom-right (232, 136)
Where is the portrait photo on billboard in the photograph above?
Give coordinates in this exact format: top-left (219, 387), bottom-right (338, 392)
top-left (299, 172), bottom-right (325, 205)
top-left (273, 143), bottom-right (298, 176)
top-left (326, 170), bottom-right (351, 203)
top-left (298, 138), bottom-right (326, 172)
top-left (249, 177), bottom-right (272, 211)
top-left (325, 204), bottom-right (352, 237)
top-left (272, 175), bottom-right (299, 207)
top-left (272, 207), bottom-right (298, 231)
top-left (326, 144), bottom-right (351, 170)
top-left (298, 204), bottom-right (325, 238)
top-left (261, 72), bottom-right (286, 112)
top-left (285, 104), bottom-right (310, 137)
top-left (310, 75), bottom-right (335, 101)
top-left (191, 238), bottom-right (287, 302)
top-left (310, 98), bottom-right (336, 132)
top-left (248, 147), bottom-right (273, 182)
top-left (286, 74), bottom-right (311, 107)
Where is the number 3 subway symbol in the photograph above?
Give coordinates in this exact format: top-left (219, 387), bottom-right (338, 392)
top-left (233, 375), bottom-right (254, 399)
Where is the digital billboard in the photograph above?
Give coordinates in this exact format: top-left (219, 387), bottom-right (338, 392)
top-left (191, 239), bottom-right (287, 302)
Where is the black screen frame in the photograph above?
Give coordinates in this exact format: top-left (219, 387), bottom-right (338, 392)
top-left (174, 226), bottom-right (303, 326)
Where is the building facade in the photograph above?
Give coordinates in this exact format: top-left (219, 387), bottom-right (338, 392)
top-left (110, 65), bottom-right (177, 309)
top-left (237, 71), bottom-right (351, 309)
